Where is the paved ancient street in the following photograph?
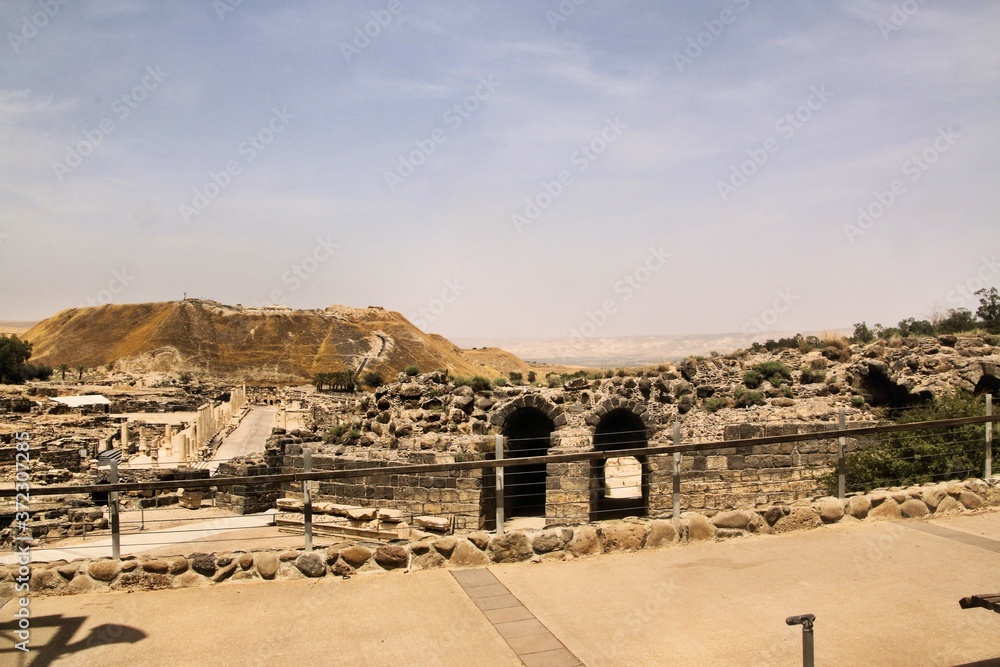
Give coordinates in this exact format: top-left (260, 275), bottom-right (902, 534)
top-left (200, 406), bottom-right (276, 474)
top-left (2, 511), bottom-right (999, 666)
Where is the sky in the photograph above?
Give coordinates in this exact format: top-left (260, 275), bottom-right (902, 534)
top-left (1, 1), bottom-right (997, 343)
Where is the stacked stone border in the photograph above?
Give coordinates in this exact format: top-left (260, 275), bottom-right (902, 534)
top-left (5, 476), bottom-right (998, 598)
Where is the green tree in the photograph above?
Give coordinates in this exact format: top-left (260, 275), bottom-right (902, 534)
top-left (362, 371), bottom-right (384, 388)
top-left (57, 363), bottom-right (70, 381)
top-left (976, 287), bottom-right (1000, 333)
top-left (508, 371), bottom-right (523, 385)
top-left (76, 365), bottom-right (86, 382)
top-left (936, 308), bottom-right (977, 334)
top-left (527, 370), bottom-right (536, 384)
top-left (851, 322), bottom-right (875, 344)
top-left (821, 392), bottom-right (986, 494)
top-left (0, 335), bottom-right (34, 384)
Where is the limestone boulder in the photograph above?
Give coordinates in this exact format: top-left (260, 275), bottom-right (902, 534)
top-left (598, 521), bottom-right (649, 552)
top-left (817, 497), bottom-right (845, 523)
top-left (900, 499), bottom-right (930, 518)
top-left (142, 559), bottom-right (170, 575)
top-left (488, 532), bottom-right (533, 563)
top-left (868, 498), bottom-right (902, 521)
top-left (88, 560), bottom-right (120, 583)
top-left (467, 532), bottom-right (491, 550)
top-left (712, 511), bottom-right (750, 530)
top-left (569, 526), bottom-right (601, 557)
top-left (374, 545), bottom-right (409, 570)
top-left (412, 552), bottom-right (447, 571)
top-left (531, 530), bottom-right (565, 554)
top-left (256, 553), bottom-right (280, 580)
top-left (646, 520), bottom-right (679, 548)
top-left (847, 495), bottom-right (871, 520)
top-left (339, 546), bottom-right (373, 569)
top-left (433, 536), bottom-right (458, 558)
top-left (772, 507), bottom-right (822, 534)
top-left (935, 496), bottom-right (963, 514)
top-left (686, 514), bottom-right (717, 541)
top-left (167, 556), bottom-right (189, 575)
top-left (959, 491), bottom-right (985, 510)
top-left (921, 485), bottom-right (947, 511)
top-left (450, 540), bottom-right (490, 568)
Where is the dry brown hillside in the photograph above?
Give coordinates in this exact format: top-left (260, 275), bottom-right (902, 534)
top-left (22, 300), bottom-right (527, 383)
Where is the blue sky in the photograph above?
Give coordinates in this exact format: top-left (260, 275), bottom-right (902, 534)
top-left (1, 1), bottom-right (997, 341)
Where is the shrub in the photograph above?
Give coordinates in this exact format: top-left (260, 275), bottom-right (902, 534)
top-left (470, 375), bottom-right (492, 392)
top-left (404, 365), bottom-right (420, 377)
top-left (821, 392), bottom-right (985, 494)
top-left (850, 395), bottom-right (866, 409)
top-left (781, 384), bottom-right (794, 398)
top-left (323, 424), bottom-right (349, 443)
top-left (508, 371), bottom-right (523, 385)
top-left (346, 428), bottom-right (362, 440)
top-left (743, 369), bottom-right (763, 389)
top-left (799, 367), bottom-right (826, 384)
top-left (752, 361), bottom-right (792, 386)
top-left (362, 371), bottom-right (384, 388)
top-left (526, 371), bottom-right (536, 383)
top-left (704, 397), bottom-right (730, 412)
top-left (493, 376), bottom-right (509, 387)
top-left (178, 371), bottom-right (193, 384)
top-left (733, 388), bottom-right (765, 408)
top-left (852, 322), bottom-right (875, 344)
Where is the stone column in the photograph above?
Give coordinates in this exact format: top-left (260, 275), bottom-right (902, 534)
top-left (546, 428), bottom-right (593, 525)
top-left (164, 425), bottom-right (174, 456)
top-left (121, 422), bottom-right (129, 451)
top-left (139, 424), bottom-right (148, 455)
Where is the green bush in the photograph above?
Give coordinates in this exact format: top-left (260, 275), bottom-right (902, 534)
top-left (799, 367), bottom-right (826, 384)
top-left (850, 395), bottom-right (866, 408)
top-left (404, 365), bottom-right (420, 377)
top-left (508, 371), bottom-right (523, 385)
top-left (526, 371), bottom-right (536, 383)
top-left (362, 371), bottom-right (384, 388)
top-left (743, 369), bottom-right (763, 389)
top-left (733, 388), bottom-right (765, 408)
top-left (470, 375), bottom-right (492, 392)
top-left (820, 392), bottom-right (986, 494)
top-left (752, 361), bottom-right (792, 386)
top-left (704, 397), bottom-right (730, 412)
top-left (493, 376), bottom-right (509, 387)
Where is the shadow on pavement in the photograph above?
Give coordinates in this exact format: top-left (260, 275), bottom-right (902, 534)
top-left (0, 614), bottom-right (146, 666)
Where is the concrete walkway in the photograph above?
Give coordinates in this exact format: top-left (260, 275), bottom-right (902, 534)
top-left (2, 511), bottom-right (999, 666)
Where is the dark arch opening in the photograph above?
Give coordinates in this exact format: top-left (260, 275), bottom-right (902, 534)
top-left (591, 409), bottom-right (648, 521)
top-left (860, 364), bottom-right (931, 412)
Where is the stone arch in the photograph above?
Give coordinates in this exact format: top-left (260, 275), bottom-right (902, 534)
top-left (489, 394), bottom-right (566, 431)
top-left (584, 397), bottom-right (653, 432)
top-left (590, 407), bottom-right (649, 521)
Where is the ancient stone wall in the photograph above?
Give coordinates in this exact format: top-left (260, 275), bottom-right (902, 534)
top-left (10, 476), bottom-right (997, 597)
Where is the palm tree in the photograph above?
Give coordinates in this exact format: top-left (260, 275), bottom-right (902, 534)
top-left (76, 365), bottom-right (86, 382)
top-left (57, 363), bottom-right (69, 381)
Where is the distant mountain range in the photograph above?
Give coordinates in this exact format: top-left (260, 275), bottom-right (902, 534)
top-left (455, 330), bottom-right (850, 368)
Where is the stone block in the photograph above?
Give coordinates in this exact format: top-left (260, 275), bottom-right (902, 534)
top-left (374, 545), bottom-right (409, 570)
top-left (868, 498), bottom-right (902, 521)
top-left (488, 532), bottom-right (533, 563)
top-left (645, 520), bottom-right (679, 548)
top-left (569, 525), bottom-right (601, 557)
top-left (339, 546), bottom-right (373, 569)
top-left (772, 507), bottom-right (821, 534)
top-left (598, 521), bottom-right (649, 552)
top-left (450, 540), bottom-right (490, 568)
top-left (686, 513), bottom-right (717, 541)
top-left (711, 511), bottom-right (750, 530)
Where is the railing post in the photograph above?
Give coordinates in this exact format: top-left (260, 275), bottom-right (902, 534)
top-left (303, 447), bottom-right (313, 552)
top-left (109, 459), bottom-right (120, 561)
top-left (986, 395), bottom-right (993, 479)
top-left (838, 407), bottom-right (846, 500)
top-left (495, 434), bottom-right (505, 534)
top-left (672, 422), bottom-right (682, 521)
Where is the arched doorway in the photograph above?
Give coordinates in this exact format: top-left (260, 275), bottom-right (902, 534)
top-left (502, 407), bottom-right (554, 518)
top-left (591, 408), bottom-right (648, 521)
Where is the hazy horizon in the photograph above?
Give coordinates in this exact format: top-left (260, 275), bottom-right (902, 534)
top-left (2, 2), bottom-right (997, 342)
